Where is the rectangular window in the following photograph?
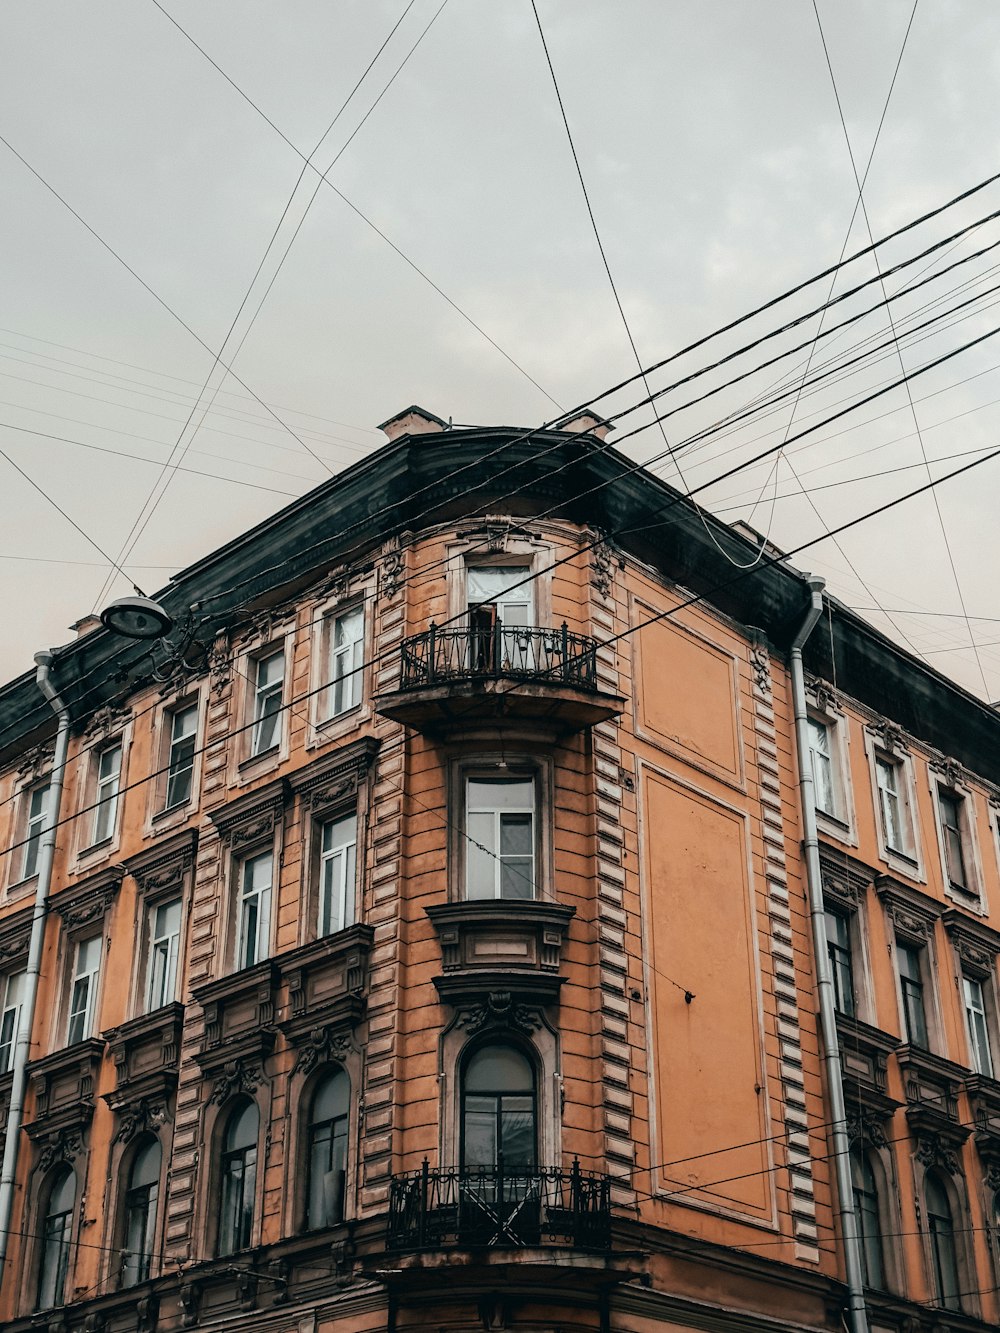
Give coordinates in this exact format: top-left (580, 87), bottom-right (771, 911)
top-left (825, 909), bottom-right (855, 1017)
top-left (875, 756), bottom-right (906, 853)
top-left (963, 974), bottom-right (994, 1077)
top-left (0, 970), bottom-right (25, 1074)
top-left (250, 649), bottom-right (284, 756)
top-left (22, 783), bottom-right (50, 880)
top-left (897, 941), bottom-right (929, 1047)
top-left (326, 607), bottom-right (364, 719)
top-left (145, 898), bottom-right (181, 1011)
top-left (164, 705), bottom-right (197, 810)
top-left (319, 813), bottom-right (357, 937)
top-left (236, 853), bottom-right (272, 970)
top-left (66, 935), bottom-right (101, 1044)
top-left (938, 790), bottom-right (968, 891)
top-left (466, 776), bottom-right (536, 900)
top-left (92, 743), bottom-right (122, 845)
top-left (467, 566), bottom-right (534, 627)
top-left (807, 720), bottom-right (836, 817)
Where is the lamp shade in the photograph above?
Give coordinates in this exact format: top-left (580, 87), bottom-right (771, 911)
top-left (100, 596), bottom-right (173, 641)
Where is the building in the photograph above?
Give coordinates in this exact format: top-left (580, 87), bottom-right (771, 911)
top-left (0, 405), bottom-right (998, 1333)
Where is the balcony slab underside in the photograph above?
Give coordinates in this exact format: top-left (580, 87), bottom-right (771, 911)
top-left (376, 678), bottom-right (624, 733)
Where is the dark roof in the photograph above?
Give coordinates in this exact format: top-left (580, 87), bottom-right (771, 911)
top-left (1, 421), bottom-right (998, 786)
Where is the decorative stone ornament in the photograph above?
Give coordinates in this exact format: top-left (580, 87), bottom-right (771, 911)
top-left (456, 991), bottom-right (543, 1038)
top-left (210, 1057), bottom-right (264, 1106)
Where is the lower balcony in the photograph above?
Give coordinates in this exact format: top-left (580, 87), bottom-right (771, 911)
top-left (387, 1161), bottom-right (611, 1253)
top-left (375, 624), bottom-right (623, 734)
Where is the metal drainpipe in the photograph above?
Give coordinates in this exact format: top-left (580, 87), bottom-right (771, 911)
top-left (0, 651), bottom-right (72, 1287)
top-left (790, 576), bottom-right (869, 1333)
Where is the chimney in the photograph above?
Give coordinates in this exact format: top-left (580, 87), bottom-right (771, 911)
top-left (560, 412), bottom-right (611, 441)
top-left (378, 405), bottom-right (449, 442)
top-left (69, 614), bottom-right (103, 639)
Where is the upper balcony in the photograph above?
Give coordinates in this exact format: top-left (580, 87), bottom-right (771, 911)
top-left (375, 623), bottom-right (624, 736)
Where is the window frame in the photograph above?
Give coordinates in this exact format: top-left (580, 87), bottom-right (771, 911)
top-left (322, 603), bottom-right (365, 724)
top-left (465, 773), bottom-right (537, 902)
top-left (864, 730), bottom-right (922, 878)
top-left (851, 1147), bottom-right (885, 1290)
top-left (0, 965), bottom-right (26, 1076)
top-left (445, 533), bottom-right (554, 633)
top-left (460, 1039), bottom-right (538, 1171)
top-left (91, 741), bottom-right (123, 849)
top-left (318, 810), bottom-right (358, 938)
top-left (233, 848), bottom-right (275, 973)
top-left (307, 582), bottom-right (375, 747)
top-left (143, 896), bottom-right (183, 1013)
top-left (148, 690), bottom-right (205, 826)
top-left (450, 754), bottom-right (553, 905)
top-left (18, 780), bottom-right (51, 886)
top-left (824, 904), bottom-right (856, 1018)
top-left (804, 690), bottom-right (856, 845)
top-left (216, 1097), bottom-right (260, 1257)
top-left (119, 1135), bottom-right (162, 1289)
top-left (305, 1066), bottom-right (351, 1231)
top-left (931, 775), bottom-right (986, 911)
top-left (34, 1164), bottom-right (76, 1311)
top-left (65, 932), bottom-right (103, 1046)
top-left (924, 1170), bottom-right (963, 1311)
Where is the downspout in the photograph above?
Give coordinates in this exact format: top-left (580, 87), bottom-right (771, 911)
top-left (790, 576), bottom-right (869, 1333)
top-left (0, 651), bottom-right (72, 1287)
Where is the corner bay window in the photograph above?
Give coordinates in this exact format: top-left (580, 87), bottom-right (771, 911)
top-left (164, 704), bottom-right (197, 810)
top-left (325, 606), bottom-right (364, 719)
top-left (963, 974), bottom-right (994, 1077)
top-left (251, 649), bottom-right (284, 755)
top-left (237, 853), bottom-right (272, 970)
top-left (824, 908), bottom-right (854, 1017)
top-left (145, 898), bottom-right (181, 1011)
top-left (121, 1138), bottom-right (160, 1287)
top-left (93, 743), bottom-right (122, 844)
top-left (319, 813), bottom-right (357, 936)
top-left (307, 1069), bottom-right (349, 1228)
top-left (218, 1100), bottom-right (258, 1256)
top-left (22, 782), bottom-right (50, 880)
top-left (67, 935), bottom-right (101, 1045)
top-left (37, 1166), bottom-right (75, 1310)
top-left (897, 940), bottom-right (929, 1048)
top-left (466, 776), bottom-right (535, 900)
top-left (462, 1044), bottom-right (536, 1170)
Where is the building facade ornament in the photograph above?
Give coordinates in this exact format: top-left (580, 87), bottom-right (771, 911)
top-left (292, 1025), bottom-right (354, 1077)
top-left (112, 1096), bottom-right (168, 1146)
top-left (916, 1133), bottom-right (961, 1175)
top-left (82, 704), bottom-right (131, 743)
top-left (210, 1058), bottom-right (264, 1106)
top-left (380, 534), bottom-right (404, 599)
top-left (456, 991), bottom-right (543, 1038)
top-left (846, 1110), bottom-right (888, 1149)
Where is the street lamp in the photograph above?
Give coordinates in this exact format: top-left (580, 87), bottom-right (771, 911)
top-left (100, 595), bottom-right (174, 641)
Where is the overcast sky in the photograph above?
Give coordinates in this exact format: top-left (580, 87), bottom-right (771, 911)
top-left (2, 1), bottom-right (1000, 701)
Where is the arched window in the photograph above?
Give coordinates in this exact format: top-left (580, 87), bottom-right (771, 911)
top-left (850, 1149), bottom-right (883, 1289)
top-left (218, 1099), bottom-right (259, 1256)
top-left (926, 1172), bottom-right (961, 1310)
top-left (306, 1068), bottom-right (350, 1229)
top-left (37, 1166), bottom-right (75, 1310)
top-left (121, 1138), bottom-right (161, 1287)
top-left (461, 1044), bottom-right (536, 1170)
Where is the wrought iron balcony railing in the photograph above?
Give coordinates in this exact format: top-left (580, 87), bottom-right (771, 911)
top-left (399, 624), bottom-right (598, 692)
top-left (387, 1160), bottom-right (611, 1252)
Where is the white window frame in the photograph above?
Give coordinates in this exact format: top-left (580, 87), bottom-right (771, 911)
top-left (21, 781), bottom-right (51, 882)
top-left (235, 851), bottom-right (273, 971)
top-left (0, 968), bottom-right (25, 1074)
top-left (144, 897), bottom-right (182, 1012)
top-left (160, 700), bottom-right (199, 815)
top-left (323, 605), bottom-right (365, 722)
top-left (92, 742), bottom-right (122, 846)
top-left (318, 811), bottom-right (358, 937)
top-left (931, 776), bottom-right (986, 911)
top-left (864, 731), bottom-right (923, 880)
top-left (805, 693), bottom-right (856, 846)
top-left (465, 774), bottom-right (537, 901)
top-left (66, 934), bottom-right (102, 1045)
top-left (250, 648), bottom-right (285, 758)
top-left (962, 973), bottom-right (995, 1078)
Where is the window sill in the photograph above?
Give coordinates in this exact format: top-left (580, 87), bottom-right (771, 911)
top-left (238, 745), bottom-right (280, 773)
top-left (78, 835), bottom-right (114, 859)
top-left (152, 799), bottom-right (193, 826)
top-left (4, 874), bottom-right (38, 901)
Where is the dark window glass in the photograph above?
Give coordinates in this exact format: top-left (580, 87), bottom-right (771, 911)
top-left (461, 1044), bottom-right (536, 1170)
top-left (825, 909), bottom-right (855, 1017)
top-left (850, 1150), bottom-right (884, 1289)
top-left (218, 1100), bottom-right (258, 1255)
top-left (37, 1167), bottom-right (75, 1310)
top-left (898, 941), bottom-right (929, 1047)
top-left (307, 1069), bottom-right (350, 1229)
top-left (121, 1138), bottom-right (160, 1287)
top-left (926, 1173), bottom-right (961, 1310)
top-left (938, 790), bottom-right (968, 890)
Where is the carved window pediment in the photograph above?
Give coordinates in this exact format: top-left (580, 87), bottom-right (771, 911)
top-left (819, 848), bottom-right (875, 910)
top-left (942, 908), bottom-right (1000, 978)
top-left (126, 828), bottom-right (197, 897)
top-left (191, 960), bottom-right (278, 1083)
top-left (276, 924), bottom-right (373, 1063)
top-left (50, 867), bottom-right (123, 932)
top-left (209, 777), bottom-right (288, 852)
top-left (0, 902), bottom-right (33, 968)
top-left (964, 1073), bottom-right (1000, 1165)
top-left (875, 875), bottom-right (941, 942)
top-left (287, 737), bottom-right (380, 813)
top-left (836, 1012), bottom-right (902, 1122)
top-left (24, 1037), bottom-right (105, 1146)
top-left (426, 900), bottom-right (575, 985)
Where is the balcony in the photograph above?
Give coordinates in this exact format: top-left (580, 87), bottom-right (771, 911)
top-left (387, 1161), bottom-right (611, 1253)
top-left (375, 624), bottom-right (624, 735)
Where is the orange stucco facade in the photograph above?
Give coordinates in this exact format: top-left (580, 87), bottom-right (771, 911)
top-left (0, 412), bottom-right (995, 1333)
